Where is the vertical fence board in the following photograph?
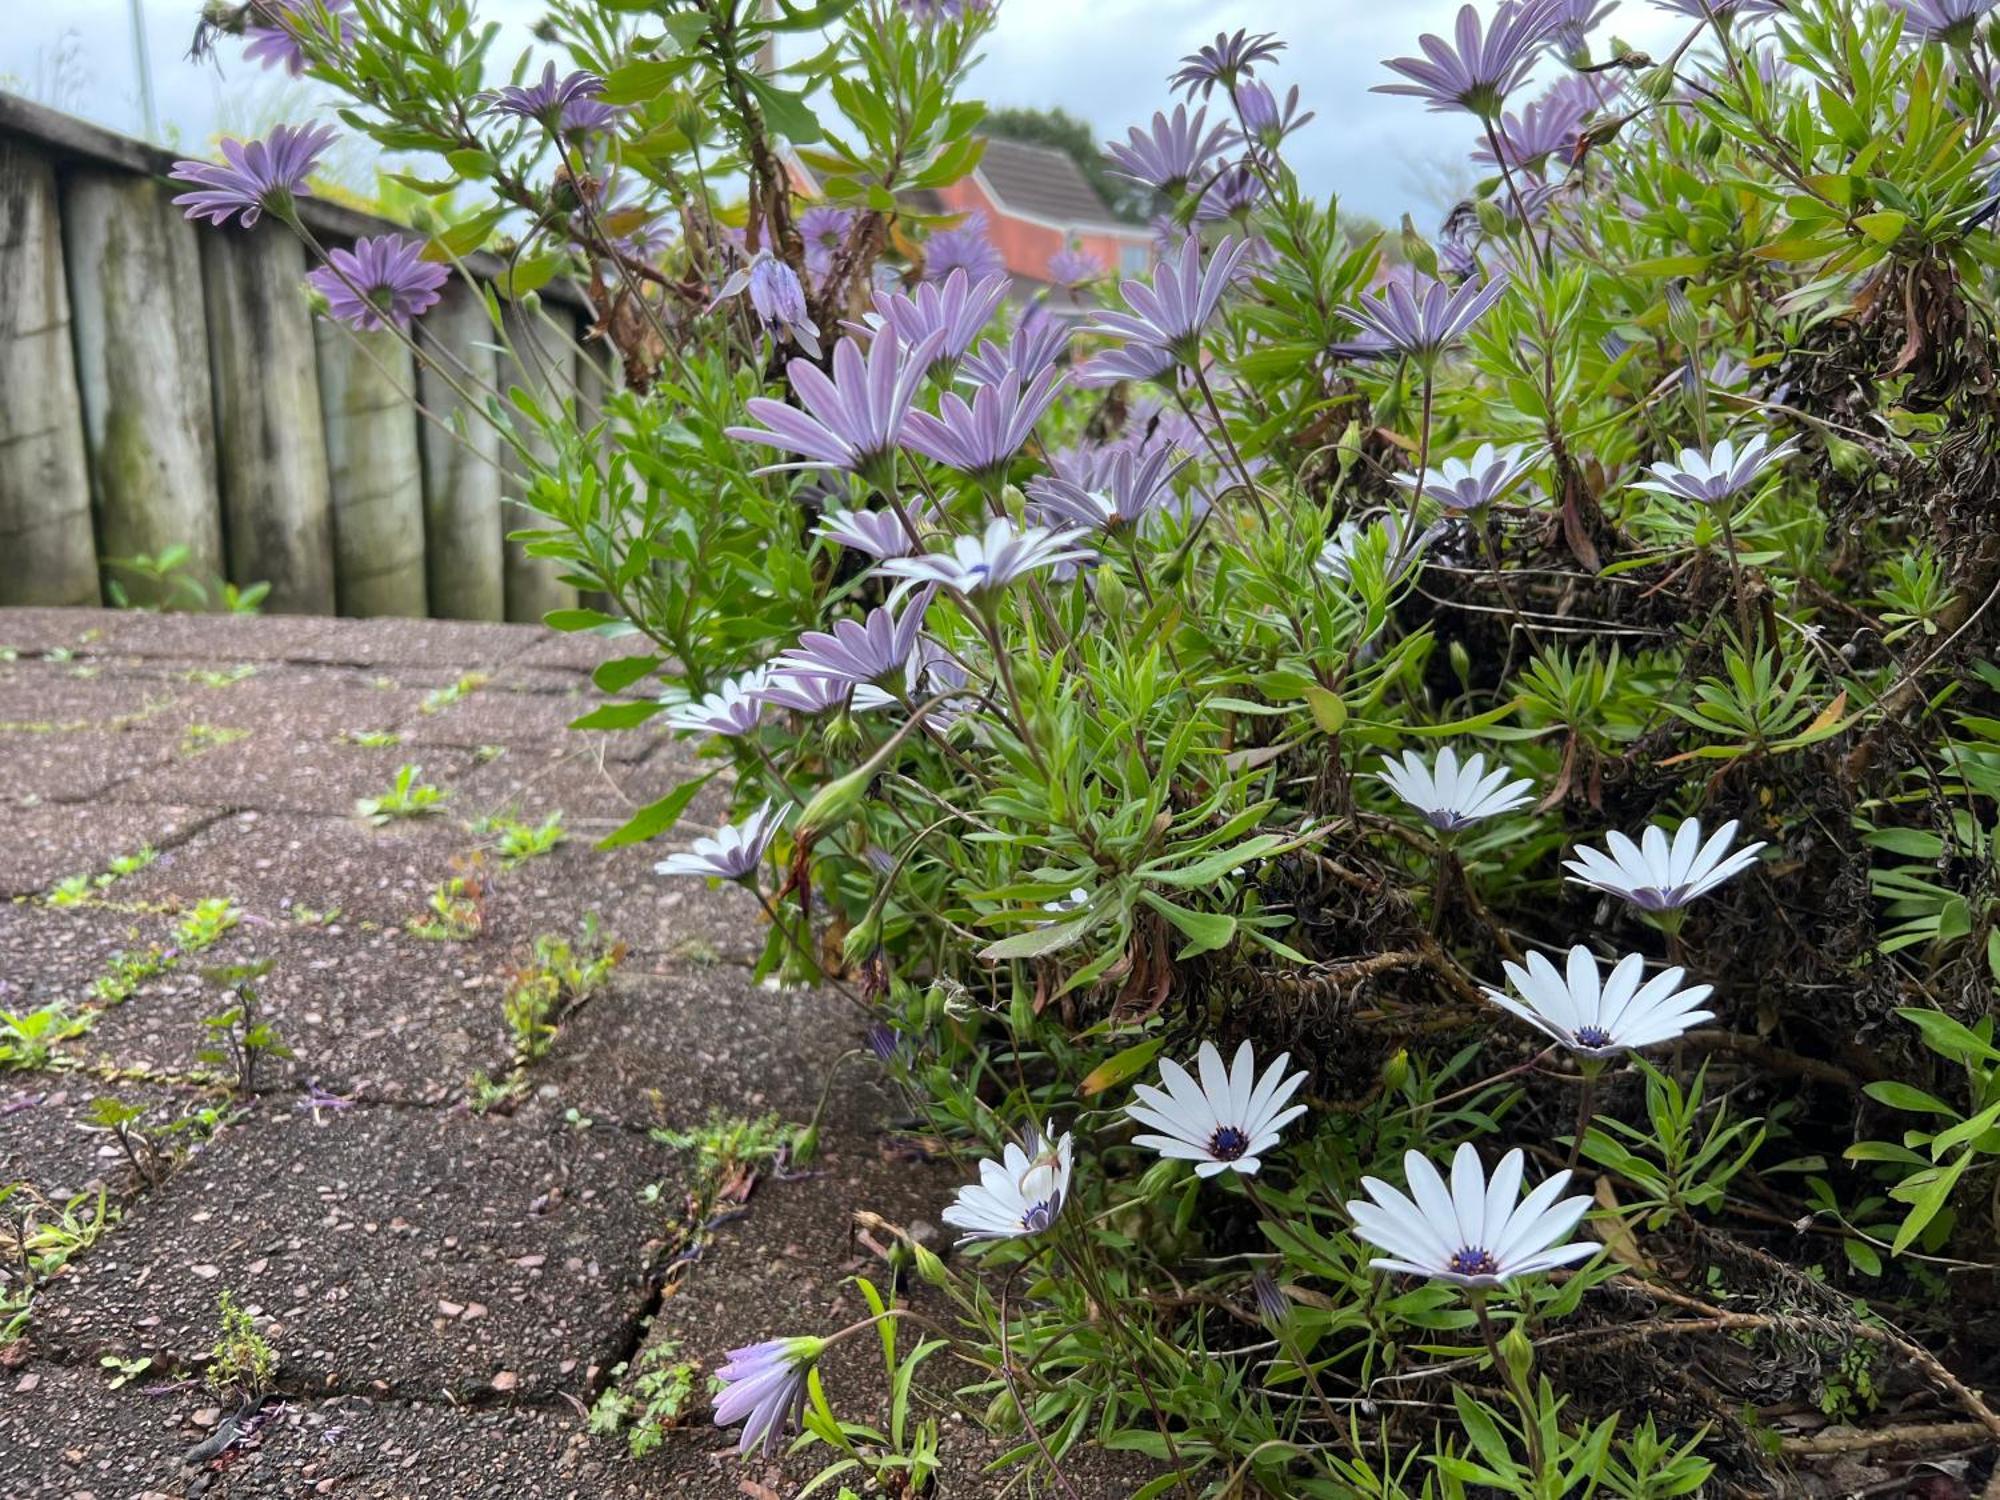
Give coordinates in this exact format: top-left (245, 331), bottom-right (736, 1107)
top-left (61, 169), bottom-right (222, 607)
top-left (202, 225), bottom-right (336, 614)
top-left (0, 140), bottom-right (97, 605)
top-left (416, 278), bottom-right (505, 621)
top-left (315, 324), bottom-right (428, 618)
top-left (499, 304), bottom-right (581, 624)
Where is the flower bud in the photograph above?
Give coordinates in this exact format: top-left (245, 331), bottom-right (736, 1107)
top-left (1094, 563), bottom-right (1128, 620)
top-left (911, 1239), bottom-right (950, 1289)
top-left (1001, 483), bottom-right (1028, 522)
top-left (841, 913), bottom-right (884, 968)
top-left (822, 708), bottom-right (863, 757)
top-left (1382, 1047), bottom-right (1411, 1098)
top-left (1500, 1324), bottom-right (1535, 1385)
top-left (1336, 420), bottom-right (1364, 479)
top-left (792, 1123), bottom-right (820, 1166)
top-left (1475, 198), bottom-right (1507, 238)
top-left (797, 766), bottom-right (870, 839)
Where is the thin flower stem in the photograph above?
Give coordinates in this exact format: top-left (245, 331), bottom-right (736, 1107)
top-left (1472, 1295), bottom-right (1547, 1480)
top-left (1566, 1066), bottom-right (1598, 1173)
top-left (1192, 363), bottom-right (1270, 525)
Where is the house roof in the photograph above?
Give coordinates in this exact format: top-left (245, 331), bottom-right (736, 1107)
top-left (972, 135), bottom-right (1132, 233)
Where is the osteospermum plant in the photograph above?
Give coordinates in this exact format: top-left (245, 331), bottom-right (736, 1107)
top-left (170, 0), bottom-right (2000, 1492)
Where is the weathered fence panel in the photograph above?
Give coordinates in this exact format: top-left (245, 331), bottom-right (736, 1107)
top-left (202, 225), bottom-right (337, 614)
top-left (61, 167), bottom-right (224, 608)
top-left (316, 325), bottom-right (429, 618)
top-left (416, 279), bottom-right (506, 621)
top-left (0, 92), bottom-right (604, 623)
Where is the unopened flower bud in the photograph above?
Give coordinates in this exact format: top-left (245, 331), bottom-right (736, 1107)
top-left (1382, 1047), bottom-right (1411, 1098)
top-left (1500, 1324), bottom-right (1535, 1384)
top-left (1094, 563), bottom-right (1128, 619)
top-left (1474, 198), bottom-right (1507, 238)
top-left (797, 765), bottom-right (869, 839)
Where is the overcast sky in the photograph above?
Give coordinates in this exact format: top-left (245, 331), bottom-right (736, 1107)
top-left (0, 0), bottom-right (1688, 225)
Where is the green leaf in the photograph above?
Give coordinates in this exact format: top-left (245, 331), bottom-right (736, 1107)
top-left (596, 772), bottom-right (717, 850)
top-left (1302, 684), bottom-right (1347, 735)
top-left (544, 608), bottom-right (619, 632)
top-left (979, 912), bottom-right (1095, 962)
top-left (592, 655), bottom-right (661, 694)
top-left (568, 701), bottom-right (664, 730)
top-left (1863, 1081), bottom-right (1958, 1117)
top-left (1138, 892), bottom-right (1236, 958)
top-left (1080, 1038), bottom-right (1164, 1097)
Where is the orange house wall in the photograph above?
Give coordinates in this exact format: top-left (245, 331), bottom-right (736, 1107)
top-left (933, 178), bottom-right (1148, 282)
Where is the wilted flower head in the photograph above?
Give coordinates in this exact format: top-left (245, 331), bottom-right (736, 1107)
top-left (727, 330), bottom-right (945, 482)
top-left (1378, 747), bottom-right (1535, 832)
top-left (868, 268), bottom-right (1010, 374)
top-left (879, 517), bottom-right (1094, 601)
top-left (1025, 445), bottom-right (1188, 532)
top-left (1346, 1143), bottom-right (1597, 1287)
top-left (307, 235), bottom-right (450, 332)
top-left (1126, 1040), bottom-right (1309, 1178)
top-left (713, 1336), bottom-right (825, 1456)
top-left (1376, 1), bottom-right (1566, 118)
top-left (715, 255), bottom-right (821, 359)
top-left (1632, 432), bottom-right (1796, 505)
top-left (1485, 946), bottom-right (1716, 1056)
top-left (1089, 234), bottom-right (1250, 366)
top-left (1396, 442), bottom-right (1534, 511)
top-left (925, 209), bottom-right (1006, 283)
top-left (1171, 29), bottom-right (1286, 98)
top-left (654, 801), bottom-right (787, 882)
top-left (243, 0), bottom-right (352, 75)
top-left (1105, 105), bottom-right (1232, 195)
top-left (1887, 0), bottom-right (1997, 43)
top-left (1340, 270), bottom-right (1508, 362)
top-left (942, 1120), bottom-right (1073, 1242)
top-left (484, 63), bottom-right (612, 131)
top-left (902, 367), bottom-right (1069, 478)
top-left (665, 667), bottom-right (771, 738)
top-left (776, 589), bottom-right (936, 688)
top-left (1564, 817), bottom-right (1766, 911)
top-left (170, 122), bottom-right (338, 228)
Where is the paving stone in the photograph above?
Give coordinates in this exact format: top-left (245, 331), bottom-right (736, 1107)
top-left (0, 1362), bottom-right (196, 1500)
top-left (7, 608), bottom-right (336, 663)
top-left (126, 664), bottom-right (430, 743)
top-left (483, 840), bottom-right (765, 966)
top-left (397, 679), bottom-right (656, 760)
top-left (0, 802), bottom-right (219, 898)
top-left (284, 616), bottom-right (550, 670)
top-left (106, 740), bottom-right (481, 818)
top-left (0, 656), bottom-right (188, 730)
top-left (448, 739), bottom-right (717, 833)
top-left (0, 1078), bottom-right (223, 1200)
top-left (75, 925), bottom-right (517, 1105)
top-left (0, 906), bottom-right (190, 1011)
top-left (36, 1100), bottom-right (675, 1401)
top-left (0, 727), bottom-right (180, 805)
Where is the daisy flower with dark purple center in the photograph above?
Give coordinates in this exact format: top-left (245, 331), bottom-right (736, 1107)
top-left (1485, 947), bottom-right (1716, 1058)
top-left (1233, 81), bottom-right (1316, 154)
top-left (942, 1120), bottom-right (1073, 1242)
top-left (878, 517), bottom-right (1095, 602)
top-left (727, 330), bottom-right (946, 485)
top-left (1346, 1143), bottom-right (1596, 1288)
top-left (483, 63), bottom-right (610, 133)
top-left (799, 204), bottom-right (855, 279)
top-left (1375, 0), bottom-right (1567, 120)
top-left (1564, 816), bottom-right (1765, 913)
top-left (243, 0), bottom-right (353, 76)
top-left (1171, 29), bottom-right (1286, 98)
top-left (960, 315), bottom-right (1072, 387)
top-left (774, 591), bottom-right (936, 689)
top-left (1105, 105), bottom-right (1233, 196)
top-left (924, 210), bottom-right (1006, 283)
top-left (307, 235), bottom-right (451, 332)
top-left (712, 1336), bottom-right (826, 1456)
top-left (1087, 234), bottom-right (1249, 368)
top-left (1339, 270), bottom-right (1509, 365)
top-left (1887, 0), bottom-right (1997, 43)
top-left (866, 269), bottom-right (1010, 376)
top-left (715, 255), bottom-right (821, 359)
top-left (1025, 446), bottom-right (1188, 533)
top-left (171, 122), bottom-right (339, 229)
top-left (1125, 1040), bottom-right (1309, 1178)
top-left (901, 367), bottom-right (1069, 480)
top-left (1378, 746), bottom-right (1535, 833)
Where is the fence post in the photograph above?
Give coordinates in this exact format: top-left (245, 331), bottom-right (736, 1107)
top-left (498, 302), bottom-right (581, 624)
top-left (61, 169), bottom-right (223, 607)
top-left (201, 224), bottom-right (337, 613)
top-left (416, 276), bottom-right (506, 620)
top-left (315, 323), bottom-right (428, 617)
top-left (0, 138), bottom-right (98, 605)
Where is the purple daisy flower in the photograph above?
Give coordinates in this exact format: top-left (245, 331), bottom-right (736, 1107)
top-left (1340, 270), bottom-right (1509, 363)
top-left (1550, 0), bottom-right (1620, 55)
top-left (307, 235), bottom-right (451, 332)
top-left (1025, 445), bottom-right (1188, 532)
top-left (1472, 80), bottom-right (1595, 171)
top-left (727, 330), bottom-right (946, 483)
top-left (1376, 1), bottom-right (1567, 119)
top-left (1105, 105), bottom-right (1232, 196)
top-left (1171, 29), bottom-right (1286, 98)
top-left (902, 367), bottom-right (1068, 479)
top-left (775, 590), bottom-right (936, 687)
top-left (1631, 433), bottom-right (1796, 505)
top-left (1088, 234), bottom-right (1249, 367)
top-left (170, 122), bottom-right (339, 229)
top-left (716, 255), bottom-right (822, 359)
top-left (960, 315), bottom-right (1072, 387)
top-left (1394, 442), bottom-right (1535, 511)
top-left (243, 0), bottom-right (353, 76)
top-left (1076, 339), bottom-right (1177, 388)
top-left (924, 210), bottom-right (1006, 283)
top-left (665, 667), bottom-right (772, 738)
top-left (655, 801), bottom-right (789, 882)
top-left (879, 517), bottom-right (1095, 601)
top-left (1195, 163), bottom-right (1266, 226)
top-left (1887, 0), bottom-right (1996, 42)
top-left (1234, 81), bottom-right (1315, 154)
top-left (900, 0), bottom-right (992, 21)
top-left (815, 506), bottom-right (924, 559)
top-left (1047, 246), bottom-right (1105, 290)
top-left (799, 204), bottom-right (855, 279)
top-left (483, 63), bottom-right (610, 131)
top-left (1648, 0), bottom-right (1786, 21)
top-left (866, 269), bottom-right (1011, 374)
top-left (712, 1336), bottom-right (826, 1456)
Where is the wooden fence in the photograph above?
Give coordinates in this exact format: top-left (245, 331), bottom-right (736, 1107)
top-left (0, 92), bottom-right (601, 620)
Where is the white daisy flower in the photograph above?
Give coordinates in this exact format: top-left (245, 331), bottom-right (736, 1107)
top-left (1126, 1039), bottom-right (1309, 1178)
top-left (1378, 746), bottom-right (1535, 833)
top-left (1631, 432), bottom-right (1796, 507)
top-left (1484, 946), bottom-right (1716, 1057)
top-left (878, 517), bottom-right (1095, 601)
top-left (1563, 816), bottom-right (1765, 912)
top-left (941, 1120), bottom-right (1073, 1243)
top-left (1345, 1142), bottom-right (1596, 1289)
top-left (653, 800), bottom-right (786, 881)
top-left (664, 666), bottom-right (771, 737)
